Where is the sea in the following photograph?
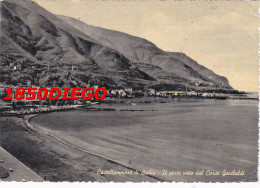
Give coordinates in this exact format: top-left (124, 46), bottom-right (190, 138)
top-left (30, 99), bottom-right (258, 182)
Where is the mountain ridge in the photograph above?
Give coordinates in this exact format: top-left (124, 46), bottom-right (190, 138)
top-left (58, 15), bottom-right (232, 89)
top-left (0, 0), bottom-right (235, 93)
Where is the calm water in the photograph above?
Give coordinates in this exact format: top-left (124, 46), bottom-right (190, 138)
top-left (31, 99), bottom-right (258, 181)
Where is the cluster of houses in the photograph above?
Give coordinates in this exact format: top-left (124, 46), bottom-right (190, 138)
top-left (107, 88), bottom-right (218, 98)
top-left (155, 90), bottom-right (216, 97)
top-left (9, 62), bottom-right (22, 71)
top-left (107, 88), bottom-right (133, 98)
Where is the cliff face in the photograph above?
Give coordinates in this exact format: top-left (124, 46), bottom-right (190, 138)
top-left (0, 0), bottom-right (234, 92)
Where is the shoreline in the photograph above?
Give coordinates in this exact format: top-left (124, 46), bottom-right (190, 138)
top-left (26, 114), bottom-right (165, 182)
top-left (0, 114), bottom-right (158, 182)
top-left (1, 97), bottom-right (258, 117)
top-left (27, 100), bottom-right (258, 182)
top-left (0, 99), bottom-right (258, 182)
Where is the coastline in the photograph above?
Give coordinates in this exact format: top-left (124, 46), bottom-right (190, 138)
top-left (0, 99), bottom-right (258, 182)
top-left (27, 100), bottom-right (258, 182)
top-left (0, 114), bottom-right (157, 182)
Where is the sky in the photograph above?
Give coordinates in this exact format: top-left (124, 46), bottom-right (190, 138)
top-left (34, 0), bottom-right (259, 92)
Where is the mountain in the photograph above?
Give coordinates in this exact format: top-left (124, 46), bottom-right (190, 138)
top-left (0, 0), bottom-right (235, 92)
top-left (59, 16), bottom-right (233, 90)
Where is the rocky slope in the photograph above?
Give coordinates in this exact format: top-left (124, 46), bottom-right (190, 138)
top-left (0, 0), bottom-right (235, 92)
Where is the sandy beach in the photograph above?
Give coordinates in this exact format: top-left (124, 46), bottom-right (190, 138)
top-left (0, 99), bottom-right (258, 182)
top-left (0, 116), bottom-right (156, 182)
